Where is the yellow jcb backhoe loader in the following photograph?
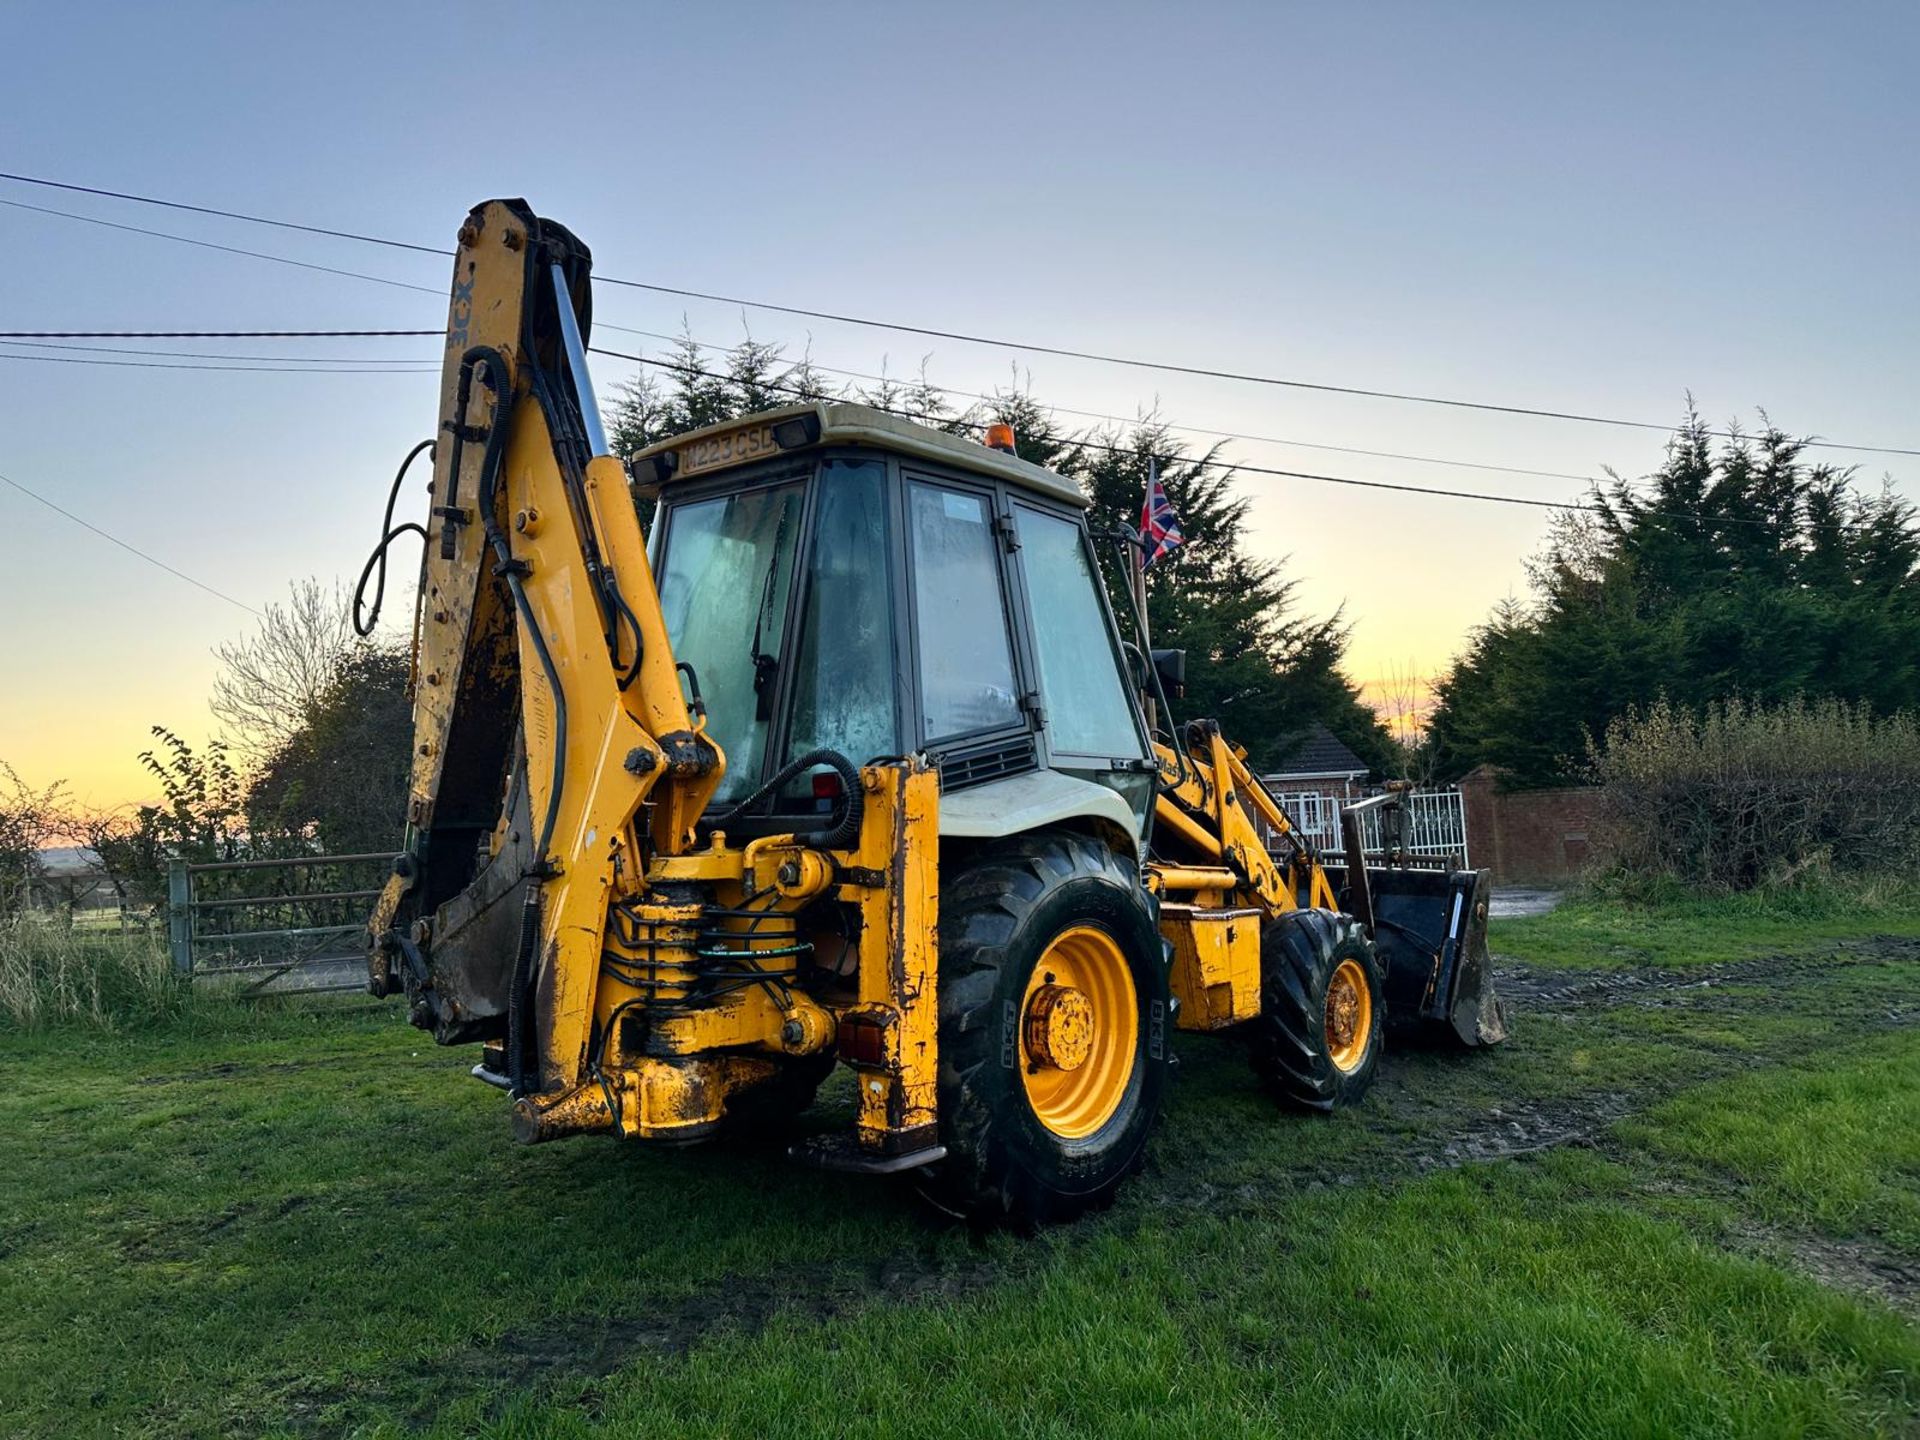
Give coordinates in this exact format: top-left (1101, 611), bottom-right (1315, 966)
top-left (365, 199), bottom-right (1504, 1225)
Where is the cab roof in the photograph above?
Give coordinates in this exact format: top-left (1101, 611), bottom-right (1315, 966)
top-left (628, 402), bottom-right (1089, 510)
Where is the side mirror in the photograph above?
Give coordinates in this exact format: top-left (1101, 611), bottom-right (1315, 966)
top-left (1151, 648), bottom-right (1186, 700)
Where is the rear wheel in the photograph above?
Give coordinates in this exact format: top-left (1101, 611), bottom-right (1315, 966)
top-left (921, 830), bottom-right (1170, 1227)
top-left (1247, 908), bottom-right (1384, 1111)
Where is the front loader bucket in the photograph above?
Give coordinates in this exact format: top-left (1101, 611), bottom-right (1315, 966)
top-left (1362, 866), bottom-right (1508, 1046)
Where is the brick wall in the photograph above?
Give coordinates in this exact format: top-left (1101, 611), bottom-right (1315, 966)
top-left (1458, 766), bottom-right (1597, 886)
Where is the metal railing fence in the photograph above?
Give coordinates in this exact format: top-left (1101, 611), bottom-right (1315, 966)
top-left (167, 851), bottom-right (397, 996)
top-left (1264, 787), bottom-right (1469, 866)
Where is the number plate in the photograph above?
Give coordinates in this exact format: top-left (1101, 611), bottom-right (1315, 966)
top-left (678, 423), bottom-right (780, 478)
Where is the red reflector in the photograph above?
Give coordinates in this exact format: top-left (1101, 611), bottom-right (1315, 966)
top-left (812, 771), bottom-right (843, 800)
top-left (837, 1016), bottom-right (888, 1067)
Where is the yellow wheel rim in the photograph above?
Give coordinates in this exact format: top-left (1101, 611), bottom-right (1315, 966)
top-left (1325, 957), bottom-right (1372, 1073)
top-left (1019, 926), bottom-right (1138, 1139)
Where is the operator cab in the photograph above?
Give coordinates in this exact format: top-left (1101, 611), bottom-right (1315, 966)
top-left (631, 403), bottom-right (1156, 837)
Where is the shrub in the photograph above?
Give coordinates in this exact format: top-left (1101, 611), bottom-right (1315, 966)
top-left (1591, 698), bottom-right (1920, 891)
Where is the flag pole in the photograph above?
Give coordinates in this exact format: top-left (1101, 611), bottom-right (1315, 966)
top-left (1135, 457), bottom-right (1156, 732)
top-left (1133, 456), bottom-right (1154, 655)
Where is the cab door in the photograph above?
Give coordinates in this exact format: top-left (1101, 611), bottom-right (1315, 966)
top-left (1007, 502), bottom-right (1155, 827)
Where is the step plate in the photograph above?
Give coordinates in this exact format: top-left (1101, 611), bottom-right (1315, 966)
top-left (789, 1134), bottom-right (948, 1175)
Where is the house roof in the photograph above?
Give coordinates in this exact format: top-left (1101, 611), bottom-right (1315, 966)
top-left (1264, 723), bottom-right (1368, 780)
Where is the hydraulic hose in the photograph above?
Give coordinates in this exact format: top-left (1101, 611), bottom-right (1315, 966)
top-left (506, 884), bottom-right (542, 1096)
top-left (709, 748), bottom-right (865, 852)
top-left (456, 344), bottom-right (566, 1096)
top-left (528, 365), bottom-right (644, 689)
top-left (461, 346), bottom-right (568, 866)
top-left (352, 437), bottom-right (436, 636)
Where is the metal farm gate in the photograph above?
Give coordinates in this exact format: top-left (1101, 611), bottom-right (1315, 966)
top-left (167, 852), bottom-right (397, 996)
top-left (1266, 787), bottom-right (1469, 867)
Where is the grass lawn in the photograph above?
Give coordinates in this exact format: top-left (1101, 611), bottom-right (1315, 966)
top-left (1, 892), bottom-right (1916, 1438)
top-left (1496, 879), bottom-right (1920, 971)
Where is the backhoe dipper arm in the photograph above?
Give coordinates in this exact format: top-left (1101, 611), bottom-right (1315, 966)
top-left (368, 202), bottom-right (943, 1156)
top-left (368, 199), bottom-right (723, 1081)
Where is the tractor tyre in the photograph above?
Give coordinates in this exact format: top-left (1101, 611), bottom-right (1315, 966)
top-left (1247, 908), bottom-right (1385, 1112)
top-left (919, 830), bottom-right (1171, 1228)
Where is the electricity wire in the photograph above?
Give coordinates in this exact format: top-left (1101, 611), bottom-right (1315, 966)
top-left (2, 172), bottom-right (1912, 458)
top-left (587, 345), bottom-right (1841, 530)
top-left (0, 322), bottom-right (1875, 523)
top-left (0, 196), bottom-right (444, 296)
top-left (0, 169), bottom-right (448, 255)
top-left (0, 469), bottom-right (262, 615)
top-left (1, 338), bottom-right (433, 364)
top-left (0, 329), bottom-right (438, 338)
top-left (0, 350), bottom-right (436, 374)
top-left (0, 326), bottom-right (1612, 484)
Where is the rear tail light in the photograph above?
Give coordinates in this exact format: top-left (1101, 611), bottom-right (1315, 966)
top-left (837, 1013), bottom-right (890, 1067)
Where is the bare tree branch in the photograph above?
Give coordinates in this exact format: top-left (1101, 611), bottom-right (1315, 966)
top-left (209, 578), bottom-right (361, 758)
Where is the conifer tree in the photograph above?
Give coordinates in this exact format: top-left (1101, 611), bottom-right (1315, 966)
top-left (1429, 410), bottom-right (1920, 785)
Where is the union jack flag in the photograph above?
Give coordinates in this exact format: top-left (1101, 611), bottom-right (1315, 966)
top-left (1139, 459), bottom-right (1184, 569)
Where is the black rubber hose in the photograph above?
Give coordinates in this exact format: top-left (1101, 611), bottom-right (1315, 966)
top-left (709, 748), bottom-right (864, 852)
top-left (353, 438), bottom-right (436, 635)
top-left (506, 884), bottom-right (542, 1097)
top-left (462, 347), bottom-right (568, 865)
top-left (606, 579), bottom-right (645, 690)
top-left (500, 572), bottom-right (568, 864)
top-left (445, 344), bottom-right (563, 1099)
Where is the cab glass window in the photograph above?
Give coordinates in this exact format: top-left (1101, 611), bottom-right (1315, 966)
top-left (785, 460), bottom-right (900, 772)
top-left (656, 481), bottom-right (804, 801)
top-left (1014, 505), bottom-right (1144, 759)
top-left (907, 482), bottom-right (1021, 741)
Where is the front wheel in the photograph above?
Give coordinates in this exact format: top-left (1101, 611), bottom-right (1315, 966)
top-left (1246, 908), bottom-right (1385, 1112)
top-left (920, 830), bottom-right (1171, 1227)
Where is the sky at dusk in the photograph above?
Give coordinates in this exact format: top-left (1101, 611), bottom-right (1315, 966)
top-left (2, 1), bottom-right (1915, 804)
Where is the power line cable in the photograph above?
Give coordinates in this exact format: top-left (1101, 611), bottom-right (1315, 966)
top-left (0, 318), bottom-right (1860, 520)
top-left (0, 325), bottom-right (1611, 485)
top-left (0, 350), bottom-right (436, 374)
top-left (0, 469), bottom-right (262, 615)
top-left (609, 327), bottom-right (1611, 486)
top-left (589, 345), bottom-right (1784, 525)
top-left (602, 345), bottom-right (1902, 533)
top-left (0, 170), bottom-right (449, 256)
top-left (0, 197), bottom-right (445, 296)
top-left (0, 328), bottom-right (439, 338)
top-left (2, 338), bottom-right (433, 364)
top-left (0, 315), bottom-right (1830, 517)
top-left (599, 273), bottom-right (1897, 455)
top-left (3, 171), bottom-right (1912, 458)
